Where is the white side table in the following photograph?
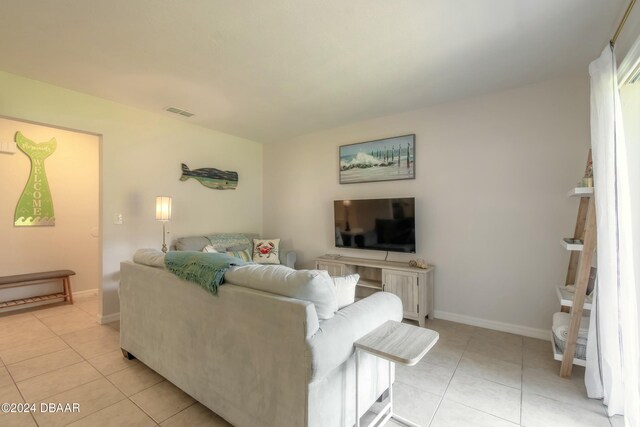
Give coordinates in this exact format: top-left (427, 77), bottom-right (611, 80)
top-left (354, 321), bottom-right (439, 427)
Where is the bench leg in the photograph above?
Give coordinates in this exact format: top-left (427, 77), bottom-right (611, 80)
top-left (63, 277), bottom-right (73, 304)
top-left (121, 349), bottom-right (136, 360)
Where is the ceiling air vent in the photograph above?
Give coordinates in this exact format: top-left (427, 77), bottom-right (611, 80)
top-left (165, 106), bottom-right (195, 117)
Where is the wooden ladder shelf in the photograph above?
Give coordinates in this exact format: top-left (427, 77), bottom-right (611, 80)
top-left (557, 151), bottom-right (596, 378)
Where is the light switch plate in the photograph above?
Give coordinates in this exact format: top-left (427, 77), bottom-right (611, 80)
top-left (113, 213), bottom-right (123, 225)
top-left (0, 141), bottom-right (17, 154)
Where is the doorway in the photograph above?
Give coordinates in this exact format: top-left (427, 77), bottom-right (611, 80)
top-left (0, 116), bottom-right (101, 313)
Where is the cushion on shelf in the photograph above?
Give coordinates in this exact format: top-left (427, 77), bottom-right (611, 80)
top-left (552, 311), bottom-right (588, 360)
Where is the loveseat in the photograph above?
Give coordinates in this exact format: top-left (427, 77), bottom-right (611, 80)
top-left (171, 232), bottom-right (297, 268)
top-left (120, 248), bottom-right (402, 427)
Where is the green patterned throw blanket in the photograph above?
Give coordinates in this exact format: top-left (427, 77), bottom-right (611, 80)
top-left (164, 251), bottom-right (247, 294)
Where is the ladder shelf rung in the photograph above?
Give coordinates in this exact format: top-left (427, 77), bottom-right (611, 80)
top-left (556, 286), bottom-right (593, 309)
top-left (567, 187), bottom-right (594, 198)
top-left (561, 238), bottom-right (584, 251)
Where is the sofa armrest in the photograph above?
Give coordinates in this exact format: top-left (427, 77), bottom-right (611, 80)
top-left (280, 250), bottom-right (297, 269)
top-left (306, 292), bottom-right (402, 382)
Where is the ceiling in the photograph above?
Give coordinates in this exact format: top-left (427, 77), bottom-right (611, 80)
top-left (0, 1), bottom-right (625, 142)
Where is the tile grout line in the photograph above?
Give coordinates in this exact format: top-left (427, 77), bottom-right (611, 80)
top-left (430, 327), bottom-right (525, 425)
top-left (3, 310), bottom-right (58, 417)
top-left (443, 334), bottom-right (524, 391)
top-left (0, 302), bottom-right (117, 426)
top-left (449, 369), bottom-right (522, 392)
top-left (79, 319), bottom-right (183, 425)
top-left (25, 343), bottom-right (155, 424)
top-left (443, 399), bottom-right (520, 426)
top-left (58, 337), bottom-right (164, 425)
top-left (2, 351), bottom-right (40, 427)
top-left (5, 304), bottom-right (134, 426)
top-left (159, 401), bottom-right (198, 425)
top-left (425, 325), bottom-right (474, 427)
top-left (1, 336), bottom-right (70, 366)
top-left (89, 334), bottom-right (198, 426)
top-left (14, 360), bottom-right (92, 402)
top-left (5, 347), bottom-right (84, 383)
top-left (98, 359), bottom-right (168, 423)
top-left (127, 392), bottom-right (167, 425)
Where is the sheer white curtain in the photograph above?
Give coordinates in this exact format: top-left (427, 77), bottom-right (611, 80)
top-left (586, 44), bottom-right (640, 424)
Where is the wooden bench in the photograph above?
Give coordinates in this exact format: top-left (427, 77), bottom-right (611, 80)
top-left (0, 270), bottom-right (75, 310)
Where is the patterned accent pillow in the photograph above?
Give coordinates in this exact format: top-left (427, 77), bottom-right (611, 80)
top-left (202, 245), bottom-right (218, 253)
top-left (225, 250), bottom-right (252, 263)
top-left (252, 239), bottom-right (280, 264)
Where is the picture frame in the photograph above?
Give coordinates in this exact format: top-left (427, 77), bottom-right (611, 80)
top-left (339, 134), bottom-right (415, 184)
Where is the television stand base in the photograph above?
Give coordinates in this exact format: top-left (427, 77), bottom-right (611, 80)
top-left (315, 255), bottom-right (434, 327)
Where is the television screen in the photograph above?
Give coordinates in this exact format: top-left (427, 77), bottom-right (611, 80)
top-left (334, 198), bottom-right (415, 253)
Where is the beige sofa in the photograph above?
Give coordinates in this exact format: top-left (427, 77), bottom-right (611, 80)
top-left (120, 260), bottom-right (402, 427)
top-left (171, 232), bottom-right (297, 269)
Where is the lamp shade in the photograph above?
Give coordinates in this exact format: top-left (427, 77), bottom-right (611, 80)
top-left (155, 196), bottom-right (172, 221)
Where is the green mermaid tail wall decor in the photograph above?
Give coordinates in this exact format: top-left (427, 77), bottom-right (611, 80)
top-left (14, 132), bottom-right (57, 227)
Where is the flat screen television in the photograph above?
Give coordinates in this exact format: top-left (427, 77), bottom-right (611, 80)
top-left (334, 197), bottom-right (416, 253)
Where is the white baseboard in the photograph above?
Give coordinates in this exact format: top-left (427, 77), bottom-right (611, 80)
top-left (73, 288), bottom-right (98, 298)
top-left (71, 289), bottom-right (115, 324)
top-left (98, 312), bottom-right (120, 325)
top-left (434, 310), bottom-right (551, 341)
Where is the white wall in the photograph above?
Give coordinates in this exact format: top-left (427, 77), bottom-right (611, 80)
top-left (0, 70), bottom-right (263, 320)
top-left (0, 117), bottom-right (99, 300)
top-left (263, 77), bottom-right (589, 336)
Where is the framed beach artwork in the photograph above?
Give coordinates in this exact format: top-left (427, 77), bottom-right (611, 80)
top-left (339, 134), bottom-right (415, 184)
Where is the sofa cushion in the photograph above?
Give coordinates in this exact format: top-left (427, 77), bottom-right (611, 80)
top-left (224, 264), bottom-right (338, 320)
top-left (175, 235), bottom-right (210, 252)
top-left (133, 249), bottom-right (166, 268)
top-left (332, 274), bottom-right (359, 309)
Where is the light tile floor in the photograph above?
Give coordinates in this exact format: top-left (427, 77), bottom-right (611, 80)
top-left (0, 296), bottom-right (617, 426)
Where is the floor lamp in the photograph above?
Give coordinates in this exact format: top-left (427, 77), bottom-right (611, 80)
top-left (155, 196), bottom-right (172, 253)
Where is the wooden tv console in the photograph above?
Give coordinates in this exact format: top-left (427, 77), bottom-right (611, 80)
top-left (314, 255), bottom-right (434, 327)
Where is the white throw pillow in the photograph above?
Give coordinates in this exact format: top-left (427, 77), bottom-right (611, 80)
top-left (224, 264), bottom-right (338, 319)
top-left (332, 274), bottom-right (359, 309)
top-left (252, 239), bottom-right (280, 264)
top-left (202, 245), bottom-right (218, 253)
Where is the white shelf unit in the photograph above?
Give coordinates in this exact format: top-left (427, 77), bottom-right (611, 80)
top-left (357, 279), bottom-right (383, 290)
top-left (551, 339), bottom-right (586, 367)
top-left (556, 286), bottom-right (593, 310)
top-left (555, 155), bottom-right (596, 378)
top-left (566, 187), bottom-right (594, 198)
top-left (561, 238), bottom-right (584, 251)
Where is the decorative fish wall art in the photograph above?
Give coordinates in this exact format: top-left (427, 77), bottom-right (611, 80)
top-left (180, 163), bottom-right (238, 190)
